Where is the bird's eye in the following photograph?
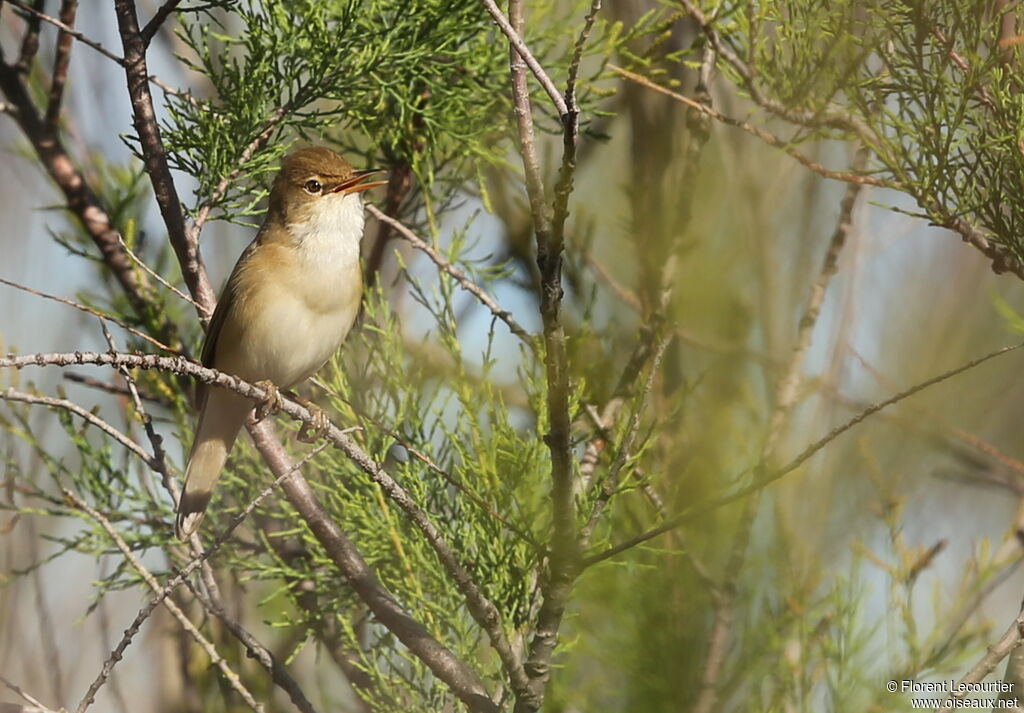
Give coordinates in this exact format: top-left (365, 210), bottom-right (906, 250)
top-left (303, 179), bottom-right (322, 195)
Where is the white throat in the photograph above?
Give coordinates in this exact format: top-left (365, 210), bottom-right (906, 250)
top-left (287, 192), bottom-right (365, 267)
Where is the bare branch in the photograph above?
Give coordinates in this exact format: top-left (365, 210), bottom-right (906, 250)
top-left (140, 0), bottom-right (181, 47)
top-left (66, 491), bottom-right (266, 713)
top-left (116, 234), bottom-right (205, 316)
top-left (43, 0), bottom-right (77, 130)
top-left (0, 675), bottom-right (61, 713)
top-left (114, 1), bottom-right (215, 313)
top-left (1, 387), bottom-right (157, 470)
top-left (368, 205), bottom-right (534, 346)
top-left (501, 0), bottom-right (583, 707)
top-left (0, 277), bottom-right (177, 353)
top-left (479, 0), bottom-right (568, 116)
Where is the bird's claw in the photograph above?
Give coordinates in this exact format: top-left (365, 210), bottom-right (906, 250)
top-left (254, 380), bottom-right (283, 422)
top-left (297, 398), bottom-right (331, 443)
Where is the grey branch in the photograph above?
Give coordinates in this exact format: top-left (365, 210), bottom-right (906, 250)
top-left (367, 205), bottom-right (534, 346)
top-left (114, 1), bottom-right (215, 312)
top-left (4, 0), bottom-right (191, 102)
top-left (479, 0), bottom-right (568, 117)
top-left (67, 491), bottom-right (266, 713)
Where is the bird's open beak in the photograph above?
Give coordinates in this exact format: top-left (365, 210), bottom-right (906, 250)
top-left (332, 168), bottom-right (387, 194)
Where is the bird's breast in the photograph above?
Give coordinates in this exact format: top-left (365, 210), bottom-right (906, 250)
top-left (221, 228), bottom-right (363, 388)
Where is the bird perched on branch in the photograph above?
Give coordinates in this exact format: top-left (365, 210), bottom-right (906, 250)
top-left (175, 146), bottom-right (385, 539)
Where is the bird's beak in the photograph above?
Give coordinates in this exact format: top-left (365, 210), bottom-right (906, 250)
top-left (332, 168), bottom-right (387, 194)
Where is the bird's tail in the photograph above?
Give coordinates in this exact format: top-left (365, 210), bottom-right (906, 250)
top-left (175, 389), bottom-right (251, 540)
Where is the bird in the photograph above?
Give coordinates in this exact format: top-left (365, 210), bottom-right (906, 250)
top-left (175, 146), bottom-right (385, 540)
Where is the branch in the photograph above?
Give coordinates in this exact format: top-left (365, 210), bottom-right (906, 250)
top-left (479, 0), bottom-right (568, 117)
top-left (140, 0), bottom-right (181, 47)
top-left (0, 277), bottom-right (177, 353)
top-left (4, 0), bottom-right (191, 102)
top-left (116, 234), bottom-right (204, 315)
top-left (67, 492), bottom-right (266, 713)
top-left (367, 205), bottom-right (534, 346)
top-left (0, 675), bottom-right (61, 713)
top-left (0, 349), bottom-right (500, 713)
top-left (501, 0), bottom-right (582, 708)
top-left (609, 65), bottom-right (890, 188)
top-left (114, 0), bottom-right (215, 313)
top-left (1, 387), bottom-right (157, 470)
top-left (43, 0), bottom-right (77, 130)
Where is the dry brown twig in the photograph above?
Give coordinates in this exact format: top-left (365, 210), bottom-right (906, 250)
top-left (368, 205), bottom-right (534, 345)
top-left (66, 491), bottom-right (267, 713)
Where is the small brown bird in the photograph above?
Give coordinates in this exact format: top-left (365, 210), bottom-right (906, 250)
top-left (175, 147), bottom-right (384, 540)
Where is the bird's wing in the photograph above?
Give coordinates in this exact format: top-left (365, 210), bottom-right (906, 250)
top-left (197, 240), bottom-right (258, 409)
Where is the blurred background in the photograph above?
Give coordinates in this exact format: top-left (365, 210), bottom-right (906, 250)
top-left (4, 2), bottom-right (1024, 712)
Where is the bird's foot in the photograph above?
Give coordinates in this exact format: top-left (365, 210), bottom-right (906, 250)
top-left (295, 396), bottom-right (332, 443)
top-left (253, 380), bottom-right (283, 422)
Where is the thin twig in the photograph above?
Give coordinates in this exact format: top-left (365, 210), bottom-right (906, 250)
top-left (579, 334), bottom-right (670, 545)
top-left (2, 387), bottom-right (157, 469)
top-left (43, 0), bottom-right (78, 130)
top-left (0, 276), bottom-right (177, 353)
top-left (66, 491), bottom-right (266, 713)
top-left (0, 675), bottom-right (61, 713)
top-left (64, 371), bottom-right (171, 407)
top-left (116, 234), bottom-right (204, 314)
top-left (609, 65), bottom-right (890, 188)
top-left (367, 205), bottom-right (534, 346)
top-left (479, 0), bottom-right (568, 116)
top-left (140, 0), bottom-right (181, 47)
top-left (4, 0), bottom-right (192, 102)
top-left (565, 0), bottom-right (602, 112)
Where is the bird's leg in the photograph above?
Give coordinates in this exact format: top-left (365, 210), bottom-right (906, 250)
top-left (294, 395), bottom-right (331, 443)
top-left (253, 380), bottom-right (284, 422)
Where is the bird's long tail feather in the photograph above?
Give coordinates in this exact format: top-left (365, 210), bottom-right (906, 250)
top-left (175, 389), bottom-right (251, 540)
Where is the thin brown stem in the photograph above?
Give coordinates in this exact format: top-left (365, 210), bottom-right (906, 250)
top-left (114, 0), bottom-right (214, 312)
top-left (368, 205), bottom-right (534, 345)
top-left (480, 0), bottom-right (568, 116)
top-left (67, 492), bottom-right (266, 713)
top-left (43, 0), bottom-right (77, 130)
